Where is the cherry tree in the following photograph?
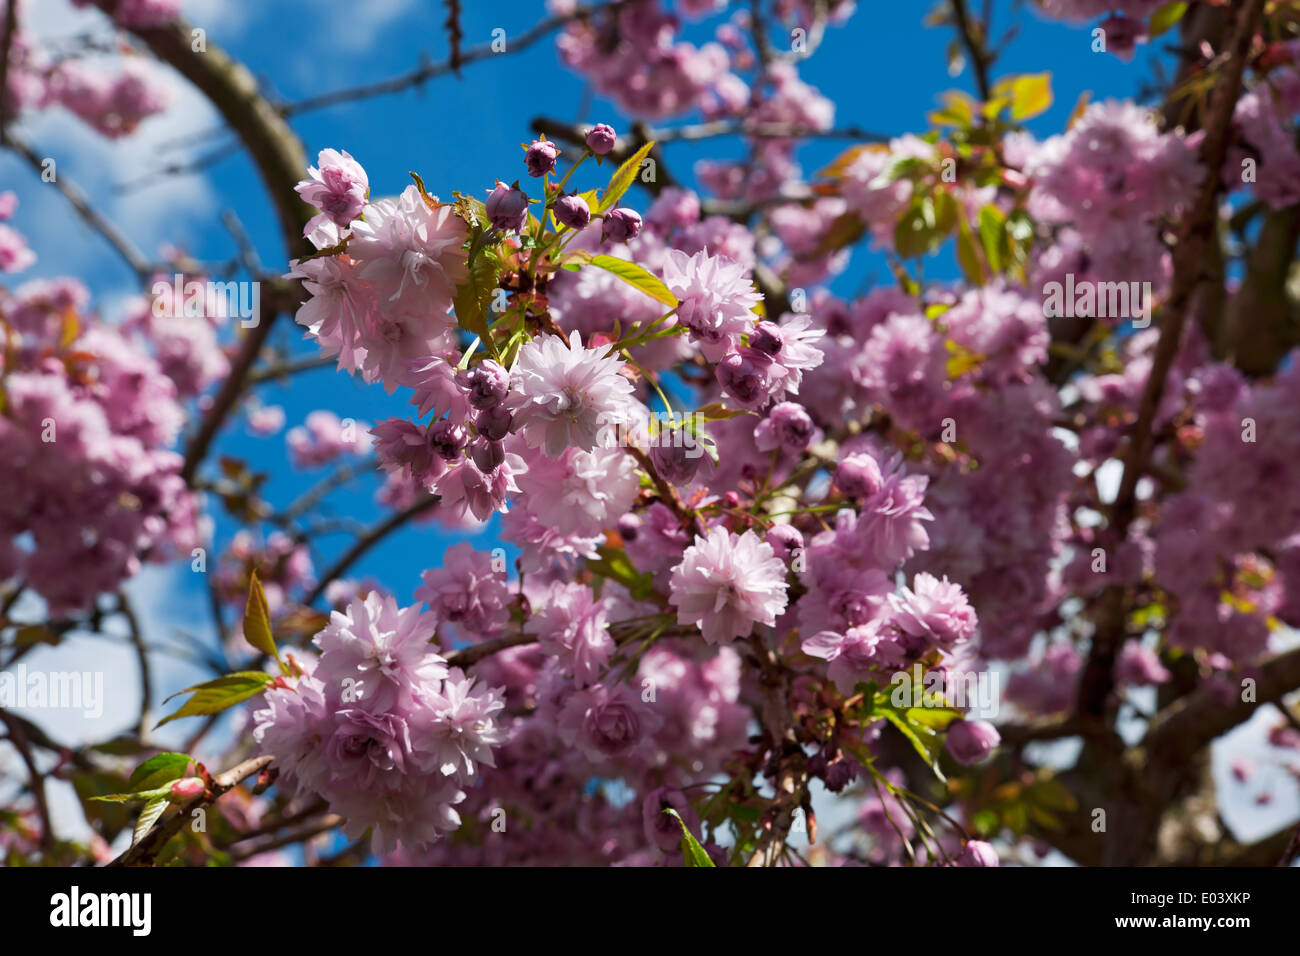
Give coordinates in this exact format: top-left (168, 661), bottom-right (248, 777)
top-left (2, 0), bottom-right (1299, 868)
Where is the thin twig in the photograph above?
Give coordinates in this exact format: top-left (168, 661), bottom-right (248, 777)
top-left (303, 495), bottom-right (440, 606)
top-left (0, 709), bottom-right (55, 850)
top-left (115, 592), bottom-right (153, 740)
top-left (281, 1), bottom-right (633, 117)
top-left (4, 132), bottom-right (154, 281)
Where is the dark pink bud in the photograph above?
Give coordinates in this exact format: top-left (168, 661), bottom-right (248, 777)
top-left (475, 405), bottom-right (513, 442)
top-left (585, 123), bottom-right (617, 155)
top-left (553, 193), bottom-right (592, 230)
top-left (715, 349), bottom-right (770, 410)
top-left (610, 515), bottom-right (640, 546)
top-left (765, 523), bottom-right (803, 560)
top-left (750, 321), bottom-right (783, 356)
top-left (468, 437), bottom-right (505, 473)
top-left (485, 180), bottom-right (528, 233)
top-left (601, 207), bottom-right (642, 244)
top-left (457, 359), bottom-right (510, 410)
top-left (427, 419), bottom-right (468, 461)
top-left (525, 138), bottom-right (560, 178)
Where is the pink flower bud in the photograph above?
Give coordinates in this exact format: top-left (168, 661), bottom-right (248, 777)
top-left (168, 777), bottom-right (206, 802)
top-left (945, 719), bottom-right (1001, 766)
top-left (585, 123), bottom-right (617, 155)
top-left (485, 181), bottom-right (529, 233)
top-left (601, 207), bottom-right (642, 243)
top-left (553, 193), bottom-right (592, 230)
top-left (955, 840), bottom-right (999, 867)
top-left (525, 138), bottom-right (560, 178)
top-left (835, 452), bottom-right (884, 499)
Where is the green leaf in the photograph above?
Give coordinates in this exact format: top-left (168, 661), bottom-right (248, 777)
top-left (450, 191), bottom-right (488, 229)
top-left (995, 73), bottom-right (1053, 122)
top-left (894, 201), bottom-right (934, 259)
top-left (155, 672), bottom-right (274, 729)
top-left (589, 546), bottom-right (656, 601)
top-left (928, 90), bottom-right (977, 128)
top-left (904, 707), bottom-right (962, 731)
top-left (132, 797), bottom-right (169, 847)
top-left (868, 155), bottom-right (923, 189)
top-left (932, 190), bottom-right (959, 238)
top-left (598, 141), bottom-right (655, 213)
top-left (1148, 2), bottom-right (1188, 38)
top-left (695, 401), bottom-right (750, 422)
top-left (453, 250), bottom-right (503, 346)
top-left (977, 204), bottom-right (1006, 274)
top-left (127, 753), bottom-right (192, 794)
top-left (90, 786), bottom-right (173, 804)
top-left (945, 339), bottom-right (984, 379)
top-left (882, 708), bottom-right (946, 783)
top-left (243, 570), bottom-right (279, 664)
top-left (663, 808), bottom-right (715, 867)
top-left (955, 215), bottom-right (986, 285)
top-left (573, 252), bottom-right (677, 307)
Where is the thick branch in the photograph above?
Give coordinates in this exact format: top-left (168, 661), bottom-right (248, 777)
top-left (1077, 0), bottom-right (1265, 725)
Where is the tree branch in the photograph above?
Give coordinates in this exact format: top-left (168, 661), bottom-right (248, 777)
top-left (109, 754), bottom-right (274, 866)
top-left (4, 131), bottom-right (154, 281)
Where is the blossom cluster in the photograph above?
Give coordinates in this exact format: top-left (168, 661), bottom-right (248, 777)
top-left (264, 130), bottom-right (1005, 862)
top-left (2, 0), bottom-right (172, 140)
top-left (0, 212), bottom-right (198, 613)
top-left (253, 592), bottom-right (506, 854)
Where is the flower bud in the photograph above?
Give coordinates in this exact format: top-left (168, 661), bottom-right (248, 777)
top-left (650, 438), bottom-right (702, 486)
top-left (715, 349), bottom-right (770, 409)
top-left (824, 757), bottom-right (854, 793)
top-left (475, 405), bottom-right (513, 442)
top-left (749, 320), bottom-right (783, 356)
top-left (168, 777), bottom-right (206, 803)
top-left (585, 123), bottom-right (617, 155)
top-left (468, 437), bottom-right (505, 473)
top-left (761, 401), bottom-right (814, 451)
top-left (617, 513), bottom-right (642, 542)
top-left (945, 718), bottom-right (1001, 766)
top-left (427, 419), bottom-right (469, 461)
top-left (485, 180), bottom-right (528, 233)
top-left (955, 840), bottom-right (999, 867)
top-left (835, 452), bottom-right (883, 499)
top-left (525, 138), bottom-right (560, 178)
top-left (553, 193), bottom-right (592, 230)
top-left (642, 787), bottom-right (698, 854)
top-left (457, 359), bottom-right (510, 410)
top-left (601, 207), bottom-right (642, 243)
top-left (765, 523), bottom-right (803, 561)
